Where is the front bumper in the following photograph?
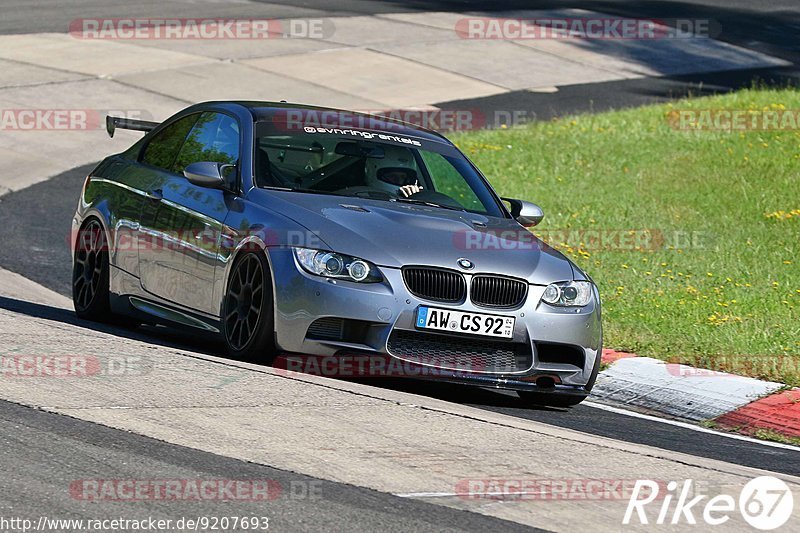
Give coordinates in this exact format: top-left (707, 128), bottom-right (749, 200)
top-left (267, 248), bottom-right (602, 390)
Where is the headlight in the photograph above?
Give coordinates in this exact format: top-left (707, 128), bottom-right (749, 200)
top-left (540, 281), bottom-right (593, 307)
top-left (293, 248), bottom-right (381, 283)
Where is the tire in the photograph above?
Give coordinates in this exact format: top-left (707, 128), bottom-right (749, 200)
top-left (72, 219), bottom-right (112, 321)
top-left (222, 252), bottom-right (276, 362)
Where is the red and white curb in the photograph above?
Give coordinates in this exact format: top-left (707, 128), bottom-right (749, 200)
top-left (594, 349), bottom-right (799, 441)
top-left (716, 388), bottom-right (800, 438)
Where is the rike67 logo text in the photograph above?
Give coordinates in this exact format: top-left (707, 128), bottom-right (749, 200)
top-left (624, 476), bottom-right (794, 530)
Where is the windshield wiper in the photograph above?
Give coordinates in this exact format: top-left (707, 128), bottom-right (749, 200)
top-left (264, 187), bottom-right (467, 212)
top-left (262, 186), bottom-right (343, 197)
top-left (391, 197), bottom-right (466, 212)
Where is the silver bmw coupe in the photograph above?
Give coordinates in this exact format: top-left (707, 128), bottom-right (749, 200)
top-left (71, 101), bottom-right (602, 407)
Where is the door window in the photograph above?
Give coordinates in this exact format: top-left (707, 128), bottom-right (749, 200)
top-left (140, 114), bottom-right (200, 170)
top-left (173, 112), bottom-right (241, 175)
top-left (419, 150), bottom-right (485, 212)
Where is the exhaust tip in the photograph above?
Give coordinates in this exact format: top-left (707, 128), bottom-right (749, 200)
top-left (535, 376), bottom-right (556, 390)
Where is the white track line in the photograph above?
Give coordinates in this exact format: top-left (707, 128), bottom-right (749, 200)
top-left (393, 402), bottom-right (800, 499)
top-left (395, 492), bottom-right (460, 498)
top-left (394, 491), bottom-right (561, 498)
top-left (583, 400), bottom-right (800, 451)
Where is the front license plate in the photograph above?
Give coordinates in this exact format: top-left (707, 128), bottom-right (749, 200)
top-left (416, 306), bottom-right (515, 339)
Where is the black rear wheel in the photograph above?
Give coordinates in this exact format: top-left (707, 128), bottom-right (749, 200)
top-left (222, 252), bottom-right (276, 361)
top-left (72, 219), bottom-right (111, 321)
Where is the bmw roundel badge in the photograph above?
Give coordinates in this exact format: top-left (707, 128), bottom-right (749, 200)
top-left (457, 258), bottom-right (474, 270)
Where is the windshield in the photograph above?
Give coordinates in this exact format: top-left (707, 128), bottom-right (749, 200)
top-left (253, 124), bottom-right (504, 217)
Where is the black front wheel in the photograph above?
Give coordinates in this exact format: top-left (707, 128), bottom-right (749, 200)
top-left (222, 252), bottom-right (276, 361)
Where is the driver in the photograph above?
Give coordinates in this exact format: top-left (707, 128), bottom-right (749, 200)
top-left (364, 145), bottom-right (423, 198)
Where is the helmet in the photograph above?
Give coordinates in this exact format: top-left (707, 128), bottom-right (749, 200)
top-left (364, 145), bottom-right (418, 195)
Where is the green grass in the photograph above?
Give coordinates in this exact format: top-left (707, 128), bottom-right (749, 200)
top-left (703, 420), bottom-right (800, 445)
top-left (751, 428), bottom-right (800, 447)
top-left (450, 88), bottom-right (800, 385)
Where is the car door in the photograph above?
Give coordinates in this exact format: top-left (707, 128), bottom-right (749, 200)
top-left (136, 112), bottom-right (200, 295)
top-left (99, 159), bottom-right (160, 277)
top-left (137, 111), bottom-right (241, 315)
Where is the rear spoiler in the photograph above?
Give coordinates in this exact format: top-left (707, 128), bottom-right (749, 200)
top-left (106, 115), bottom-right (160, 138)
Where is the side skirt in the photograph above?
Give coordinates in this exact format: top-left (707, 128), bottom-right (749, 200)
top-left (109, 265), bottom-right (222, 334)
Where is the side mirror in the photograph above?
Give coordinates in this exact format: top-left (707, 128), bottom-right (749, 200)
top-left (503, 198), bottom-right (544, 227)
top-left (184, 162), bottom-right (231, 189)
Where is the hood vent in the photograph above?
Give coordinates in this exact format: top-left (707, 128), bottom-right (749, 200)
top-left (339, 204), bottom-right (370, 212)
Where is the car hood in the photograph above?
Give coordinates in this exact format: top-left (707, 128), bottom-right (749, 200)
top-left (266, 191), bottom-right (575, 285)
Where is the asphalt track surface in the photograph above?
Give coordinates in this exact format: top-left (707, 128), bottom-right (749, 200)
top-left (1, 166), bottom-right (800, 479)
top-left (0, 398), bottom-right (537, 532)
top-left (3, 0), bottom-right (800, 65)
top-left (0, 0), bottom-right (798, 121)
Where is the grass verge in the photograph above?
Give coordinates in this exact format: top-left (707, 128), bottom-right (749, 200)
top-left (451, 88), bottom-right (800, 385)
